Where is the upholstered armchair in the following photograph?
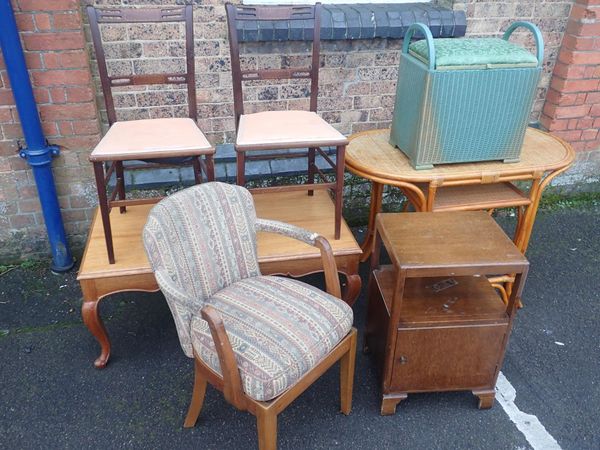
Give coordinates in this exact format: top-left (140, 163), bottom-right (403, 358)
top-left (142, 182), bottom-right (357, 450)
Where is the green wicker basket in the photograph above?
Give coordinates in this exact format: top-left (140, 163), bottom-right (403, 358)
top-left (390, 22), bottom-right (543, 170)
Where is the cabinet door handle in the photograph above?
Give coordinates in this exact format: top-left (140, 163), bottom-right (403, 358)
top-left (398, 355), bottom-right (408, 364)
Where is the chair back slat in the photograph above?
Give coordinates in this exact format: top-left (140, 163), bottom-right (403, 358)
top-left (241, 68), bottom-right (312, 81)
top-left (94, 7), bottom-right (187, 23)
top-left (226, 2), bottom-right (322, 128)
top-left (232, 5), bottom-right (315, 21)
top-left (87, 5), bottom-right (196, 125)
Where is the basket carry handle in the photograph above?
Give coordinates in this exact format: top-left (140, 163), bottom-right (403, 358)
top-left (402, 23), bottom-right (435, 70)
top-left (503, 21), bottom-right (544, 68)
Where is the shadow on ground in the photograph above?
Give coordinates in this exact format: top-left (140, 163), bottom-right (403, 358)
top-left (0, 205), bottom-right (598, 449)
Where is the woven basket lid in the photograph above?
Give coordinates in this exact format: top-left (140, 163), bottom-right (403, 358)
top-left (409, 38), bottom-right (538, 71)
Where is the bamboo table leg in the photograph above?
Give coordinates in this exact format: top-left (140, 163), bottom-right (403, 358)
top-left (359, 182), bottom-right (384, 262)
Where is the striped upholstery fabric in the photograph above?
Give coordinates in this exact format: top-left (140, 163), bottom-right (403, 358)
top-left (143, 182), bottom-right (261, 357)
top-left (191, 276), bottom-right (353, 401)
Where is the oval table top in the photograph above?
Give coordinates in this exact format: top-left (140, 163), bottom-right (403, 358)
top-left (346, 128), bottom-right (574, 185)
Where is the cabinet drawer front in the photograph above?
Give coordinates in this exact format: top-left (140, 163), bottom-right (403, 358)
top-left (391, 323), bottom-right (508, 392)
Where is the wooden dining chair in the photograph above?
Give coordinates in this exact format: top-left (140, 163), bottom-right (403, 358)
top-left (142, 182), bottom-right (357, 450)
top-left (87, 5), bottom-right (215, 264)
top-left (225, 2), bottom-right (348, 240)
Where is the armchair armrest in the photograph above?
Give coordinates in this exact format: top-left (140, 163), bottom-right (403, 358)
top-left (154, 269), bottom-right (195, 312)
top-left (201, 305), bottom-right (247, 411)
top-left (256, 218), bottom-right (341, 298)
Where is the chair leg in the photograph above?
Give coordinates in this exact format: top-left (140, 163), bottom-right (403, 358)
top-left (334, 145), bottom-right (346, 240)
top-left (307, 147), bottom-right (316, 196)
top-left (93, 161), bottom-right (115, 264)
top-left (256, 408), bottom-right (277, 450)
top-left (184, 359), bottom-right (208, 428)
top-left (205, 154), bottom-right (215, 182)
top-left (192, 157), bottom-right (203, 185)
top-left (115, 161), bottom-right (126, 213)
top-left (340, 329), bottom-right (357, 415)
top-left (237, 150), bottom-right (246, 186)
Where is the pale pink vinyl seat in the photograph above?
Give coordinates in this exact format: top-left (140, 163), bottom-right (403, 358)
top-left (236, 111), bottom-right (348, 151)
top-left (90, 118), bottom-right (214, 162)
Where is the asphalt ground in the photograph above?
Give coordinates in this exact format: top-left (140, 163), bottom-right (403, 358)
top-left (1, 205), bottom-right (598, 450)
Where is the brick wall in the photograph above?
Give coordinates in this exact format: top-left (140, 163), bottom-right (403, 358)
top-left (0, 0), bottom-right (100, 261)
top-left (539, 0), bottom-right (600, 188)
top-left (0, 0), bottom-right (595, 263)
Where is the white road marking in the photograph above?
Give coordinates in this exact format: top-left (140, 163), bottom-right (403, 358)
top-left (496, 372), bottom-right (562, 450)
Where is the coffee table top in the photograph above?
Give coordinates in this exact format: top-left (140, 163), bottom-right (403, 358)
top-left (347, 128), bottom-right (574, 184)
top-left (376, 211), bottom-right (528, 277)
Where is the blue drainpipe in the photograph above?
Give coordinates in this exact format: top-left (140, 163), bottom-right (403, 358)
top-left (0, 0), bottom-right (74, 272)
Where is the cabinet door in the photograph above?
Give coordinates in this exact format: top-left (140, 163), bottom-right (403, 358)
top-left (391, 323), bottom-right (508, 392)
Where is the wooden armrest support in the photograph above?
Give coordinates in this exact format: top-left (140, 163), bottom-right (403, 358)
top-left (200, 305), bottom-right (247, 411)
top-left (314, 236), bottom-right (342, 298)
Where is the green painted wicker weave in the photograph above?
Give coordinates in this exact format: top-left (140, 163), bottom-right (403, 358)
top-left (389, 22), bottom-right (543, 170)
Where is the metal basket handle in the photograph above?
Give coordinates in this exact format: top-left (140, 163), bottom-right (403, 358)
top-left (402, 23), bottom-right (435, 70)
top-left (503, 21), bottom-right (544, 68)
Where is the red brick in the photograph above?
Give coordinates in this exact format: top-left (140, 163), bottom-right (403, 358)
top-left (43, 52), bottom-right (87, 69)
top-left (594, 118), bottom-right (600, 127)
top-left (9, 214), bottom-right (36, 229)
top-left (578, 117), bottom-right (595, 128)
top-left (583, 66), bottom-right (598, 78)
top-left (568, 118), bottom-right (579, 129)
top-left (38, 102), bottom-right (97, 121)
top-left (586, 92), bottom-right (600, 104)
top-left (17, 0), bottom-right (79, 12)
top-left (570, 3), bottom-right (598, 20)
top-left (24, 53), bottom-right (43, 69)
top-left (53, 135), bottom-right (101, 150)
top-left (585, 140), bottom-right (600, 150)
top-left (582, 129), bottom-right (598, 140)
top-left (564, 102), bottom-right (592, 119)
top-left (9, 155), bottom-right (28, 171)
top-left (0, 90), bottom-right (15, 105)
top-left (74, 119), bottom-right (99, 135)
top-left (18, 198), bottom-right (41, 213)
top-left (49, 87), bottom-right (66, 103)
top-left (553, 62), bottom-right (586, 79)
top-left (540, 115), bottom-right (569, 131)
top-left (22, 32), bottom-right (84, 52)
top-left (0, 108), bottom-right (12, 123)
top-left (65, 86), bottom-right (93, 103)
top-left (57, 121), bottom-right (74, 135)
top-left (552, 130), bottom-right (583, 142)
top-left (31, 69), bottom-right (90, 86)
top-left (562, 34), bottom-right (596, 51)
top-left (545, 89), bottom-right (582, 106)
top-left (53, 12), bottom-right (81, 31)
top-left (41, 121), bottom-right (58, 137)
top-left (566, 20), bottom-right (600, 37)
top-left (591, 104), bottom-right (600, 116)
top-left (33, 13), bottom-right (52, 32)
top-left (570, 141), bottom-right (587, 151)
top-left (559, 49), bottom-right (600, 65)
top-left (551, 77), bottom-right (599, 93)
top-left (15, 13), bottom-right (35, 32)
top-left (33, 87), bottom-right (50, 104)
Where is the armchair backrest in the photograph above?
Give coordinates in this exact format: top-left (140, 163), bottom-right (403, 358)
top-left (142, 182), bottom-right (261, 356)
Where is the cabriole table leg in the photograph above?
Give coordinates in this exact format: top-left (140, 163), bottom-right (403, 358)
top-left (80, 280), bottom-right (111, 369)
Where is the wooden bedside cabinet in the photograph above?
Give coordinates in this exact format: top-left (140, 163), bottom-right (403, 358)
top-left (365, 211), bottom-right (529, 415)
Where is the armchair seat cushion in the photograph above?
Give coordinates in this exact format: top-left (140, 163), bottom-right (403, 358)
top-left (191, 276), bottom-right (353, 401)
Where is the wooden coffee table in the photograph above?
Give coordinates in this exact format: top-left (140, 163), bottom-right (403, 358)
top-left (346, 127), bottom-right (574, 261)
top-left (77, 190), bottom-right (362, 368)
